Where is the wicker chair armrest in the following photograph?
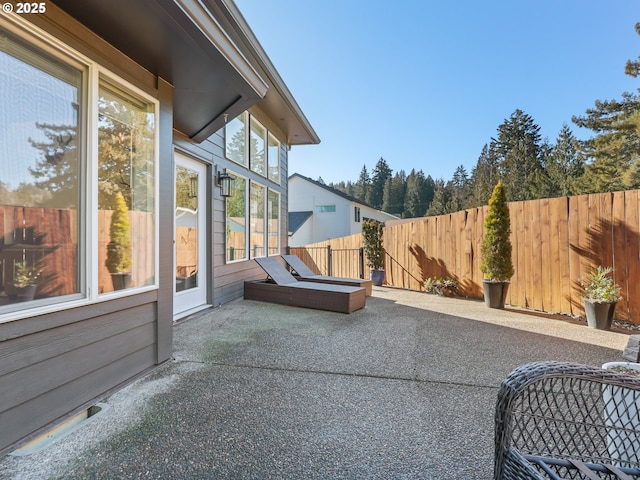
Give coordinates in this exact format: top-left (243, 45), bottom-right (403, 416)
top-left (494, 361), bottom-right (640, 479)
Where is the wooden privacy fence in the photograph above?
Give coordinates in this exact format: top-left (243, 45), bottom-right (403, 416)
top-left (292, 190), bottom-right (640, 325)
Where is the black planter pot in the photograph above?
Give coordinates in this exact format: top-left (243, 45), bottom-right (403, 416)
top-left (584, 299), bottom-right (616, 330)
top-left (483, 280), bottom-right (509, 309)
top-left (5, 284), bottom-right (37, 302)
top-left (370, 269), bottom-right (385, 286)
top-left (110, 272), bottom-right (132, 291)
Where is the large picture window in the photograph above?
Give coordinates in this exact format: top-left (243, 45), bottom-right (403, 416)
top-left (0, 29), bottom-right (83, 311)
top-left (0, 19), bottom-right (158, 318)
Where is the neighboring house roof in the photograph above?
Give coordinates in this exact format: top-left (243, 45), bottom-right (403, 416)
top-left (288, 211), bottom-right (313, 235)
top-left (289, 173), bottom-right (398, 216)
top-left (48, 0), bottom-right (319, 146)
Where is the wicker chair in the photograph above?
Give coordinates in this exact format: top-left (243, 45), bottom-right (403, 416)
top-left (494, 361), bottom-right (640, 479)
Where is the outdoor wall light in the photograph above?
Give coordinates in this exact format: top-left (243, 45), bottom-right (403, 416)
top-left (216, 168), bottom-right (233, 197)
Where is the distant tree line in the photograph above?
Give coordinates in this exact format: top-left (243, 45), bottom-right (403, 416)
top-left (326, 22), bottom-right (640, 218)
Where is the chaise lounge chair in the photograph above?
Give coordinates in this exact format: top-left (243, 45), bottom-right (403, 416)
top-left (282, 254), bottom-right (373, 296)
top-left (244, 257), bottom-right (366, 314)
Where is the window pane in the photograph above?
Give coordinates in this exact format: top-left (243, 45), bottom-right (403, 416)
top-left (250, 183), bottom-right (265, 257)
top-left (267, 190), bottom-right (279, 255)
top-left (316, 205), bottom-right (336, 213)
top-left (250, 117), bottom-right (266, 176)
top-left (98, 79), bottom-right (155, 293)
top-left (175, 165), bottom-right (199, 291)
top-left (267, 133), bottom-right (280, 183)
top-left (0, 31), bottom-right (83, 310)
top-left (225, 112), bottom-right (247, 166)
top-left (226, 173), bottom-right (246, 262)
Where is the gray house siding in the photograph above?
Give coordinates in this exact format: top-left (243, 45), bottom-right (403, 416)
top-left (0, 292), bottom-right (158, 454)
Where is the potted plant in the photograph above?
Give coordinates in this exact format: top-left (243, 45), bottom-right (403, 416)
top-left (423, 277), bottom-right (457, 296)
top-left (362, 219), bottom-right (385, 286)
top-left (106, 191), bottom-right (132, 291)
top-left (581, 265), bottom-right (621, 330)
top-left (480, 181), bottom-right (514, 309)
top-left (6, 260), bottom-right (42, 301)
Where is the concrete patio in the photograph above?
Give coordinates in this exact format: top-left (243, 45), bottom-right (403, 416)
top-left (0, 287), bottom-right (631, 480)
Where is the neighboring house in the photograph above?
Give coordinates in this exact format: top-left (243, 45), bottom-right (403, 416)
top-left (288, 174), bottom-right (398, 246)
top-left (0, 0), bottom-right (318, 455)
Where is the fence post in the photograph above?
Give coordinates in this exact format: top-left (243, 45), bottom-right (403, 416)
top-left (327, 245), bottom-right (332, 276)
top-left (359, 247), bottom-right (364, 279)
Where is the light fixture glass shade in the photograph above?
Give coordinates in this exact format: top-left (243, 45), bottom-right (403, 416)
top-left (217, 169), bottom-right (233, 197)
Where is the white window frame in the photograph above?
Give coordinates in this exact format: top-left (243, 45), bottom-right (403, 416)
top-left (0, 14), bottom-right (159, 323)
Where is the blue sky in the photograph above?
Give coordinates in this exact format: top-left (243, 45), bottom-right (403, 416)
top-left (235, 0), bottom-right (639, 185)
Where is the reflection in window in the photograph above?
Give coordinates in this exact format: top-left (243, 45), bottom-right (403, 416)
top-left (250, 117), bottom-right (266, 176)
top-left (175, 166), bottom-right (198, 291)
top-left (225, 112), bottom-right (247, 166)
top-left (250, 182), bottom-right (265, 258)
top-left (0, 30), bottom-right (82, 310)
top-left (98, 78), bottom-right (155, 293)
top-left (267, 190), bottom-right (279, 255)
top-left (226, 173), bottom-right (247, 262)
top-left (268, 132), bottom-right (280, 184)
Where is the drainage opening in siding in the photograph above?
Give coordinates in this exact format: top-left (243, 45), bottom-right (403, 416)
top-left (11, 403), bottom-right (108, 456)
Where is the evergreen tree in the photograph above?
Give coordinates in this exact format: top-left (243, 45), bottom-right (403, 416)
top-left (425, 179), bottom-right (449, 216)
top-left (573, 91), bottom-right (640, 193)
top-left (354, 164), bottom-right (371, 204)
top-left (450, 164), bottom-right (471, 210)
top-left (470, 143), bottom-right (500, 207)
top-left (625, 22), bottom-right (640, 78)
top-left (382, 170), bottom-right (406, 215)
top-left (369, 157), bottom-right (392, 209)
top-left (404, 169), bottom-right (433, 218)
top-left (572, 23), bottom-right (640, 193)
top-left (493, 109), bottom-right (543, 201)
top-left (545, 124), bottom-right (584, 197)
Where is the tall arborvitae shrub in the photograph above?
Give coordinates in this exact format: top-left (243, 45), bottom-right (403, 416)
top-left (480, 181), bottom-right (514, 282)
top-left (106, 192), bottom-right (132, 273)
top-left (362, 219), bottom-right (384, 270)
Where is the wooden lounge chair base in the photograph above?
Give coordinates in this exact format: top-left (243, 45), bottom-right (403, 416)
top-left (244, 280), bottom-right (366, 314)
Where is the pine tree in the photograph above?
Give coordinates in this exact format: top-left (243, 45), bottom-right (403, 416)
top-left (369, 157), bottom-right (392, 209)
top-left (572, 22), bottom-right (640, 193)
top-left (573, 91), bottom-right (640, 193)
top-left (493, 109), bottom-right (543, 201)
top-left (470, 143), bottom-right (500, 207)
top-left (354, 164), bottom-right (371, 204)
top-left (382, 170), bottom-right (406, 215)
top-left (545, 124), bottom-right (584, 197)
top-left (425, 179), bottom-right (449, 216)
top-left (404, 169), bottom-right (433, 218)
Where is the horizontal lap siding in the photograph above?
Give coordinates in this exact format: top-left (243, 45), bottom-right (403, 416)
top-left (0, 298), bottom-right (157, 454)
